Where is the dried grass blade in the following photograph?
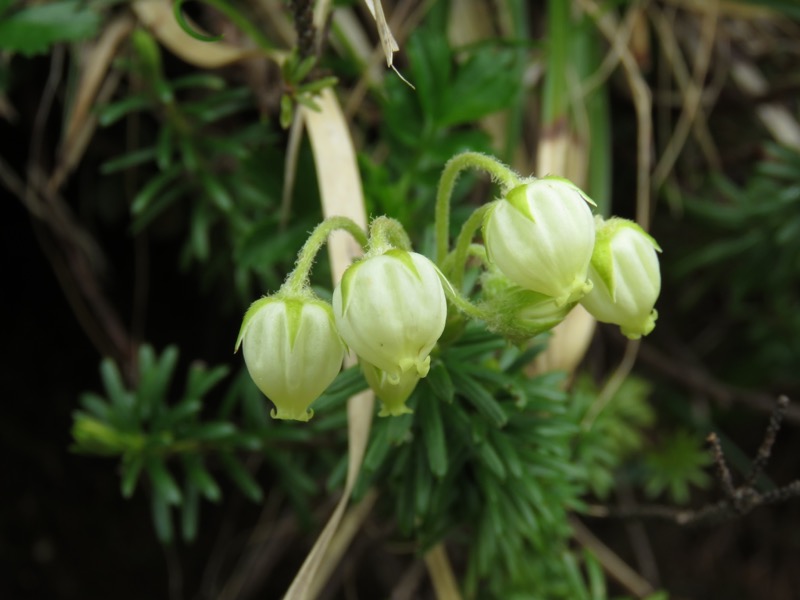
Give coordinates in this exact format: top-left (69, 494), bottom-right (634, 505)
top-left (282, 88), bottom-right (374, 600)
top-left (133, 0), bottom-right (259, 68)
top-left (362, 0), bottom-right (400, 67)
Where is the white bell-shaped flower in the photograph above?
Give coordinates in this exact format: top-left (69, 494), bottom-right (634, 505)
top-left (580, 217), bottom-right (662, 339)
top-left (237, 297), bottom-right (345, 421)
top-left (333, 249), bottom-right (447, 385)
top-left (483, 177), bottom-right (596, 306)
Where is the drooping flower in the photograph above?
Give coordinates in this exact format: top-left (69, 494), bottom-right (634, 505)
top-left (332, 249), bottom-right (447, 386)
top-left (236, 296), bottom-right (345, 421)
top-left (580, 217), bottom-right (662, 339)
top-left (483, 177), bottom-right (596, 306)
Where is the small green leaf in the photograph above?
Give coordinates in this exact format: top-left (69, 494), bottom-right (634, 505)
top-left (0, 1), bottom-right (101, 56)
top-left (101, 147), bottom-right (157, 175)
top-left (425, 362), bottom-right (454, 403)
top-left (179, 136), bottom-right (199, 172)
top-left (121, 453), bottom-right (144, 498)
top-left (562, 551), bottom-right (590, 600)
top-left (187, 422), bottom-right (237, 441)
top-left (131, 181), bottom-right (190, 233)
top-left (185, 364), bottom-right (230, 402)
top-left (100, 358), bottom-right (135, 418)
top-left (172, 74), bottom-right (227, 91)
top-left (183, 454), bottom-right (221, 502)
top-left (136, 345), bottom-right (178, 421)
top-left (297, 77), bottom-right (338, 95)
top-left (98, 96), bottom-right (151, 127)
top-left (449, 367), bottom-right (508, 428)
top-left (146, 458), bottom-right (183, 505)
top-left (79, 393), bottom-right (111, 421)
top-left (489, 430), bottom-right (522, 478)
top-left (414, 443), bottom-right (433, 516)
top-left (292, 55), bottom-right (317, 82)
top-left (418, 395), bottom-right (448, 477)
top-left (131, 165), bottom-right (182, 215)
top-left (476, 439), bottom-right (506, 480)
top-left (363, 422), bottom-right (391, 472)
top-left (200, 173), bottom-right (233, 212)
top-left (150, 491), bottom-right (173, 545)
top-left (295, 94), bottom-right (321, 112)
top-left (181, 482), bottom-right (201, 543)
top-left (154, 400), bottom-right (202, 431)
top-left (280, 94), bottom-right (294, 129)
top-left (584, 550), bottom-right (607, 600)
top-left (156, 124), bottom-right (174, 170)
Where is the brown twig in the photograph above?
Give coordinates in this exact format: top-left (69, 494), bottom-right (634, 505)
top-left (586, 397), bottom-right (800, 527)
top-left (292, 0), bottom-right (317, 60)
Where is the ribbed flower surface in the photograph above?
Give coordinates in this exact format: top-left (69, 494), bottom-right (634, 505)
top-left (241, 298), bottom-right (344, 421)
top-left (580, 218), bottom-right (661, 339)
top-left (483, 178), bottom-right (596, 306)
top-left (333, 249), bottom-right (447, 385)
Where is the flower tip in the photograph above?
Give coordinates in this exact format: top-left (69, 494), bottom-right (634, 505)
top-left (620, 309), bottom-right (658, 340)
top-left (377, 403), bottom-right (414, 418)
top-left (270, 407), bottom-right (315, 422)
top-left (555, 278), bottom-right (593, 307)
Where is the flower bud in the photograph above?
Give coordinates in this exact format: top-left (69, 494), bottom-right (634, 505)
top-left (580, 217), bottom-right (661, 339)
top-left (479, 265), bottom-right (573, 341)
top-left (236, 297), bottom-right (345, 421)
top-left (361, 361), bottom-right (420, 417)
top-left (332, 249), bottom-right (447, 385)
top-left (483, 177), bottom-right (596, 306)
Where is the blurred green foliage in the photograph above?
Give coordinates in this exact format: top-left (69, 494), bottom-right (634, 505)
top-left (0, 0), bottom-right (100, 56)
top-left (671, 143), bottom-right (800, 388)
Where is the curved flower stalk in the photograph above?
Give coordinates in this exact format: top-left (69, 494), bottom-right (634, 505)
top-left (580, 217), bottom-right (662, 339)
top-left (483, 176), bottom-right (596, 306)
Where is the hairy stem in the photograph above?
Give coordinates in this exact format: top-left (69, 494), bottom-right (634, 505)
top-left (434, 152), bottom-right (521, 265)
top-left (284, 217), bottom-right (368, 294)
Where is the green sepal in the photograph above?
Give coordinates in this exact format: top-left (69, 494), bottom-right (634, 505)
top-left (386, 248), bottom-right (421, 281)
top-left (338, 261), bottom-right (357, 318)
top-left (283, 298), bottom-right (304, 349)
top-left (505, 184), bottom-right (535, 222)
top-left (590, 220), bottom-right (618, 301)
top-left (234, 296), bottom-right (273, 352)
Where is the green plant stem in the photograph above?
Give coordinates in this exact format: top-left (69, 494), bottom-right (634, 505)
top-left (440, 276), bottom-right (491, 323)
top-left (543, 0), bottom-right (569, 125)
top-left (284, 217), bottom-right (368, 294)
top-left (367, 216), bottom-right (412, 255)
top-left (434, 152), bottom-right (521, 265)
top-left (449, 203), bottom-right (494, 289)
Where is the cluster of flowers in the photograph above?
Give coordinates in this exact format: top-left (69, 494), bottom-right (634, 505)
top-left (236, 173), bottom-right (661, 421)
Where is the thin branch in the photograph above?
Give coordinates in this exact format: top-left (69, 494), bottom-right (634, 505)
top-left (585, 397), bottom-right (800, 527)
top-left (745, 395), bottom-right (789, 486)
